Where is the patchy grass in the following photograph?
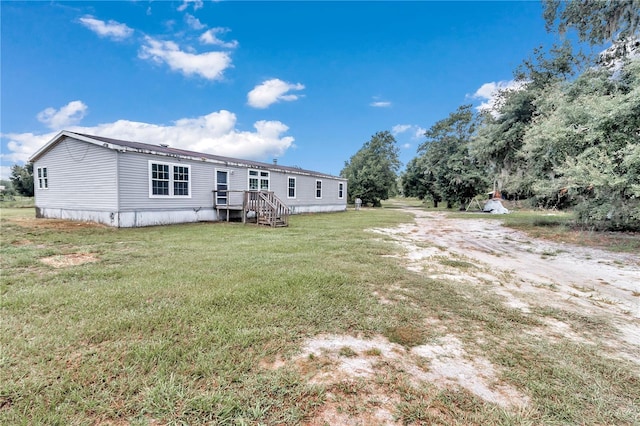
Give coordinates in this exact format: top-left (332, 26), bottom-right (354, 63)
top-left (0, 195), bottom-right (34, 208)
top-left (1, 207), bottom-right (639, 425)
top-left (438, 258), bottom-right (476, 270)
top-left (447, 209), bottom-right (640, 254)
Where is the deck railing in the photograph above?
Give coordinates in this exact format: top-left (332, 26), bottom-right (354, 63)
top-left (245, 191), bottom-right (290, 227)
top-left (212, 190), bottom-right (290, 227)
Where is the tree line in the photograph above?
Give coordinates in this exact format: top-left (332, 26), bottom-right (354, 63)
top-left (342, 0), bottom-right (640, 231)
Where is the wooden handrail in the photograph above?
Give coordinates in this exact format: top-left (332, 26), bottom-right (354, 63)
top-left (244, 190), bottom-right (290, 227)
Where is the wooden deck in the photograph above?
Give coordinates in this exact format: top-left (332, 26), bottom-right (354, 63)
top-left (212, 190), bottom-right (290, 227)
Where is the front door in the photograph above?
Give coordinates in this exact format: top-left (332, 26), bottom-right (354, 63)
top-left (216, 170), bottom-right (228, 205)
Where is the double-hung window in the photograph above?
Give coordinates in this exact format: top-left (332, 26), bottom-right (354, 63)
top-left (173, 166), bottom-right (189, 196)
top-left (315, 180), bottom-right (322, 199)
top-left (287, 177), bottom-right (296, 198)
top-left (249, 169), bottom-right (270, 191)
top-left (149, 161), bottom-right (191, 198)
top-left (338, 182), bottom-right (344, 199)
top-left (37, 167), bottom-right (48, 189)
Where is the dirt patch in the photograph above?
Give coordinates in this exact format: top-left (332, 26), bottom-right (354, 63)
top-left (369, 208), bottom-right (640, 364)
top-left (288, 333), bottom-right (528, 425)
top-left (8, 216), bottom-right (107, 230)
top-left (41, 253), bottom-right (99, 268)
top-left (411, 335), bottom-right (529, 408)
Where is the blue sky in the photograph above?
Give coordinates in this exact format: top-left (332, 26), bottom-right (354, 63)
top-left (1, 0), bottom-right (558, 179)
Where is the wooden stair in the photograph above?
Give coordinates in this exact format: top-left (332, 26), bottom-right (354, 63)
top-left (245, 191), bottom-right (290, 227)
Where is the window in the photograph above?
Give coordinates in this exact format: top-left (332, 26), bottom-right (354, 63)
top-left (37, 167), bottom-right (48, 189)
top-left (149, 161), bottom-right (190, 197)
top-left (249, 170), bottom-right (259, 190)
top-left (287, 177), bottom-right (296, 198)
top-left (315, 180), bottom-right (322, 199)
top-left (173, 166), bottom-right (189, 196)
top-left (338, 182), bottom-right (344, 199)
top-left (248, 169), bottom-right (269, 191)
top-left (260, 171), bottom-right (269, 190)
top-left (151, 163), bottom-right (169, 195)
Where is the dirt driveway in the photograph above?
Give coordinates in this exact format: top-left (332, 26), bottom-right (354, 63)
top-left (370, 208), bottom-right (640, 362)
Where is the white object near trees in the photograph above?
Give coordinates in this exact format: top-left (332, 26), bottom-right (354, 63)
top-left (483, 199), bottom-right (509, 214)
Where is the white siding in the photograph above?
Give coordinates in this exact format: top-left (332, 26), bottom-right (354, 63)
top-left (117, 151), bottom-right (214, 211)
top-left (33, 137), bottom-right (118, 211)
top-left (270, 172), bottom-right (347, 213)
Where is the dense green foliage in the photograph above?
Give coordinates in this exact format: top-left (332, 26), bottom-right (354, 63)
top-left (341, 130), bottom-right (401, 207)
top-left (403, 1), bottom-right (640, 230)
top-left (404, 105), bottom-right (489, 209)
top-left (0, 179), bottom-right (16, 197)
top-left (9, 163), bottom-right (34, 197)
top-left (543, 0), bottom-right (640, 45)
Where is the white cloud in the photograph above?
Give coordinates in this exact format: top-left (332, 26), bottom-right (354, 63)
top-left (199, 28), bottom-right (238, 49)
top-left (370, 101), bottom-right (391, 108)
top-left (37, 101), bottom-right (88, 130)
top-left (139, 36), bottom-right (232, 80)
top-left (392, 124), bottom-right (411, 135)
top-left (3, 132), bottom-right (56, 164)
top-left (2, 110), bottom-right (294, 165)
top-left (0, 165), bottom-right (12, 180)
top-left (177, 0), bottom-right (203, 12)
top-left (247, 79), bottom-right (305, 109)
top-left (392, 124), bottom-right (425, 140)
top-left (185, 13), bottom-right (206, 30)
top-left (402, 143), bottom-right (411, 149)
top-left (79, 15), bottom-right (134, 41)
top-left (471, 80), bottom-right (527, 116)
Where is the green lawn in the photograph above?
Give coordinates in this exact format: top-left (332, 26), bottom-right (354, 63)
top-left (1, 206), bottom-right (638, 424)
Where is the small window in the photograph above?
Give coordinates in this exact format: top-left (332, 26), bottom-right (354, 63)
top-left (248, 169), bottom-right (269, 191)
top-left (338, 182), bottom-right (344, 199)
top-left (287, 177), bottom-right (296, 198)
top-left (315, 180), bottom-right (322, 199)
top-left (149, 161), bottom-right (190, 198)
top-left (37, 167), bottom-right (48, 189)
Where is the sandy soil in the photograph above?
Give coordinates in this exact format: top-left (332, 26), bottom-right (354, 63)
top-left (370, 208), bottom-right (640, 357)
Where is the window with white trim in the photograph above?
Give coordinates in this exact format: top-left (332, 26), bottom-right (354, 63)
top-left (173, 166), bottom-right (189, 196)
top-left (37, 167), bottom-right (48, 189)
top-left (248, 169), bottom-right (270, 191)
top-left (315, 180), bottom-right (322, 199)
top-left (338, 182), bottom-right (344, 199)
top-left (149, 161), bottom-right (191, 198)
top-left (287, 177), bottom-right (296, 198)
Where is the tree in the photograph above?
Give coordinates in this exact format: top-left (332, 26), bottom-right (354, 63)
top-left (401, 156), bottom-right (442, 207)
top-left (341, 131), bottom-right (401, 207)
top-left (543, 0), bottom-right (640, 46)
top-left (521, 59), bottom-right (640, 229)
top-left (416, 105), bottom-right (489, 209)
top-left (471, 41), bottom-right (581, 199)
top-left (9, 163), bottom-right (34, 197)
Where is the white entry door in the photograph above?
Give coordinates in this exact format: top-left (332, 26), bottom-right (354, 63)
top-left (216, 170), bottom-right (228, 205)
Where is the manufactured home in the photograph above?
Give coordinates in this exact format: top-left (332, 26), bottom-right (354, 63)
top-left (29, 131), bottom-right (347, 227)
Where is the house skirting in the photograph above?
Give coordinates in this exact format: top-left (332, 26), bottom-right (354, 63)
top-left (289, 204), bottom-right (347, 214)
top-left (35, 207), bottom-right (217, 228)
top-left (34, 204), bottom-right (346, 227)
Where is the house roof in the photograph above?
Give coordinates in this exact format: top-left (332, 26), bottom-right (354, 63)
top-left (29, 130), bottom-right (342, 180)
